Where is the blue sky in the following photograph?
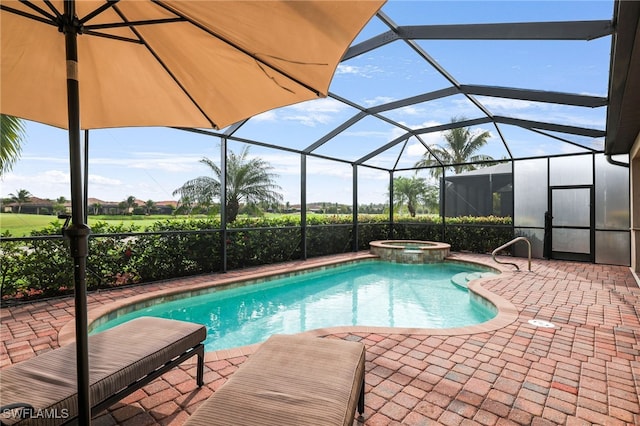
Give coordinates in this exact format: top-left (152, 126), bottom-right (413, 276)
top-left (1, 0), bottom-right (614, 206)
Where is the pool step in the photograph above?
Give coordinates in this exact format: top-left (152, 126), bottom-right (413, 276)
top-left (451, 271), bottom-right (498, 289)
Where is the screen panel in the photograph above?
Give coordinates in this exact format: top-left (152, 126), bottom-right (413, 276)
top-left (595, 154), bottom-right (630, 230)
top-left (552, 229), bottom-right (590, 254)
top-left (549, 155), bottom-right (593, 186)
top-left (551, 188), bottom-right (591, 227)
top-left (595, 231), bottom-right (630, 266)
top-left (514, 159), bottom-right (547, 227)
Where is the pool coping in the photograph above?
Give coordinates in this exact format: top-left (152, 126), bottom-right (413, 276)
top-left (58, 252), bottom-right (519, 362)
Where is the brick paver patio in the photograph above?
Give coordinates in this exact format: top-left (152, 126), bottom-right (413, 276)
top-left (2, 252), bottom-right (639, 425)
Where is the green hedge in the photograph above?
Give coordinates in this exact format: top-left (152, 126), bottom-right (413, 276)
top-left (0, 215), bottom-right (512, 301)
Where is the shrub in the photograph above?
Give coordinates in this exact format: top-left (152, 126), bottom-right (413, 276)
top-left (0, 214), bottom-right (513, 301)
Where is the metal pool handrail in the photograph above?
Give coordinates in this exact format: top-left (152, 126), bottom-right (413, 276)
top-left (492, 237), bottom-right (531, 271)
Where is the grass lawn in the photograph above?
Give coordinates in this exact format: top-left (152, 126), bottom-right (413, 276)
top-left (1, 213), bottom-right (63, 236)
top-left (1, 212), bottom-right (381, 237)
top-left (0, 213), bottom-right (184, 237)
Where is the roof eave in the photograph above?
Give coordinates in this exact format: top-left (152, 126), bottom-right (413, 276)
top-left (605, 0), bottom-right (640, 155)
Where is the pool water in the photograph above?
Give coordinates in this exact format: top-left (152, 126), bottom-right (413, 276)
top-left (92, 261), bottom-right (496, 351)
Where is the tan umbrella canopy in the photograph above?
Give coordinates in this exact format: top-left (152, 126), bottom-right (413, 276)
top-left (2, 0), bottom-right (384, 130)
top-left (0, 0), bottom-right (384, 423)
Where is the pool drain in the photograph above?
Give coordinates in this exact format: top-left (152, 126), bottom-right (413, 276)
top-left (528, 319), bottom-right (555, 328)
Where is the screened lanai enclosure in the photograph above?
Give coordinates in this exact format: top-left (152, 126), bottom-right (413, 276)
top-left (2, 0), bottom-right (639, 298)
top-left (172, 0), bottom-right (631, 267)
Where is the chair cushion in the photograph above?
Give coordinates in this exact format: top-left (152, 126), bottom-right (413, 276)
top-left (0, 317), bottom-right (206, 426)
top-left (184, 334), bottom-right (366, 426)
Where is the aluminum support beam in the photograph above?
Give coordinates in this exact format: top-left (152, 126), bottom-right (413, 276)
top-left (368, 87), bottom-right (459, 114)
top-left (460, 85), bottom-right (608, 108)
top-left (352, 164), bottom-right (358, 252)
top-left (356, 134), bottom-right (411, 165)
top-left (414, 117), bottom-right (493, 135)
top-left (398, 20), bottom-right (613, 40)
top-left (301, 154), bottom-right (307, 260)
top-left (343, 29), bottom-right (398, 61)
top-left (343, 20), bottom-right (612, 61)
top-left (494, 116), bottom-right (606, 138)
top-left (304, 112), bottom-right (367, 154)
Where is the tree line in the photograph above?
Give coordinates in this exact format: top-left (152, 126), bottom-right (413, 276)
top-left (2, 115), bottom-right (493, 222)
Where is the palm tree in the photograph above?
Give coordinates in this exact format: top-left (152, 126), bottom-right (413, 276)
top-left (53, 196), bottom-right (67, 215)
top-left (415, 117), bottom-right (494, 178)
top-left (392, 176), bottom-right (431, 217)
top-left (175, 195), bottom-right (194, 216)
top-left (9, 189), bottom-right (32, 213)
top-left (91, 202), bottom-right (102, 215)
top-left (118, 201), bottom-right (128, 215)
top-left (124, 196), bottom-right (137, 214)
top-left (173, 146), bottom-right (283, 223)
top-left (144, 199), bottom-right (156, 215)
top-left (1, 115), bottom-right (26, 176)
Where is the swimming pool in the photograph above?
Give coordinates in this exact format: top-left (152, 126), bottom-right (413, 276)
top-left (91, 261), bottom-right (497, 352)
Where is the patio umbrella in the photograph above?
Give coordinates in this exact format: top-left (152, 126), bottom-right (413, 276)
top-left (0, 0), bottom-right (384, 423)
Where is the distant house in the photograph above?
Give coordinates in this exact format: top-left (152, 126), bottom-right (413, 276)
top-left (153, 201), bottom-right (178, 215)
top-left (441, 163), bottom-right (513, 217)
top-left (2, 196), bottom-right (179, 216)
top-left (86, 198), bottom-right (177, 215)
top-left (2, 196), bottom-right (57, 215)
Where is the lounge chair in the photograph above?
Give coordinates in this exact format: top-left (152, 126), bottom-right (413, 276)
top-left (184, 334), bottom-right (366, 426)
top-left (0, 316), bottom-right (205, 425)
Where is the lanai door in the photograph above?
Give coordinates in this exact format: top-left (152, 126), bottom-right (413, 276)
top-left (549, 185), bottom-right (594, 262)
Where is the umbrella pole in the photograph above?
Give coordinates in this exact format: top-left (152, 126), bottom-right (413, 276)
top-left (63, 1), bottom-right (92, 424)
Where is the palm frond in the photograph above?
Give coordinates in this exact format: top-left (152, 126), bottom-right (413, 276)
top-left (414, 116), bottom-right (494, 178)
top-left (1, 115), bottom-right (26, 175)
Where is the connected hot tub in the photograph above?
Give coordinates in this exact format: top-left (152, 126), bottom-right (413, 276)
top-left (369, 240), bottom-right (451, 263)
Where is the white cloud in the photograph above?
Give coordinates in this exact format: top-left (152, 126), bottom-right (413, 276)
top-left (395, 105), bottom-right (425, 116)
top-left (89, 174), bottom-right (122, 186)
top-left (336, 64), bottom-right (362, 75)
top-left (389, 126), bottom-right (408, 140)
top-left (544, 111), bottom-right (606, 129)
top-left (90, 153), bottom-right (205, 173)
top-left (476, 97), bottom-right (535, 111)
top-left (250, 110), bottom-right (278, 122)
top-left (473, 96), bottom-right (607, 129)
top-left (335, 64), bottom-right (381, 78)
top-left (306, 159), bottom-right (352, 179)
top-left (256, 153), bottom-right (300, 176)
top-left (363, 96), bottom-right (396, 107)
top-left (254, 98), bottom-right (350, 127)
top-left (1, 170), bottom-right (71, 199)
top-left (343, 129), bottom-right (394, 139)
top-left (289, 98), bottom-right (346, 114)
top-left (407, 141), bottom-right (430, 157)
top-left (282, 114), bottom-right (332, 127)
top-left (394, 119), bottom-right (441, 133)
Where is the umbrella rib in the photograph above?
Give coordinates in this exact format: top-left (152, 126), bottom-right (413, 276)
top-left (78, 0), bottom-right (120, 25)
top-left (42, 0), bottom-right (62, 20)
top-left (84, 17), bottom-right (186, 30)
top-left (82, 30), bottom-right (143, 44)
top-left (153, 0), bottom-right (323, 97)
top-left (0, 4), bottom-right (57, 26)
top-left (109, 3), bottom-right (218, 128)
top-left (17, 0), bottom-right (57, 22)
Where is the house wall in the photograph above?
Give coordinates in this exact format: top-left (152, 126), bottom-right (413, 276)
top-left (629, 132), bottom-right (640, 273)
